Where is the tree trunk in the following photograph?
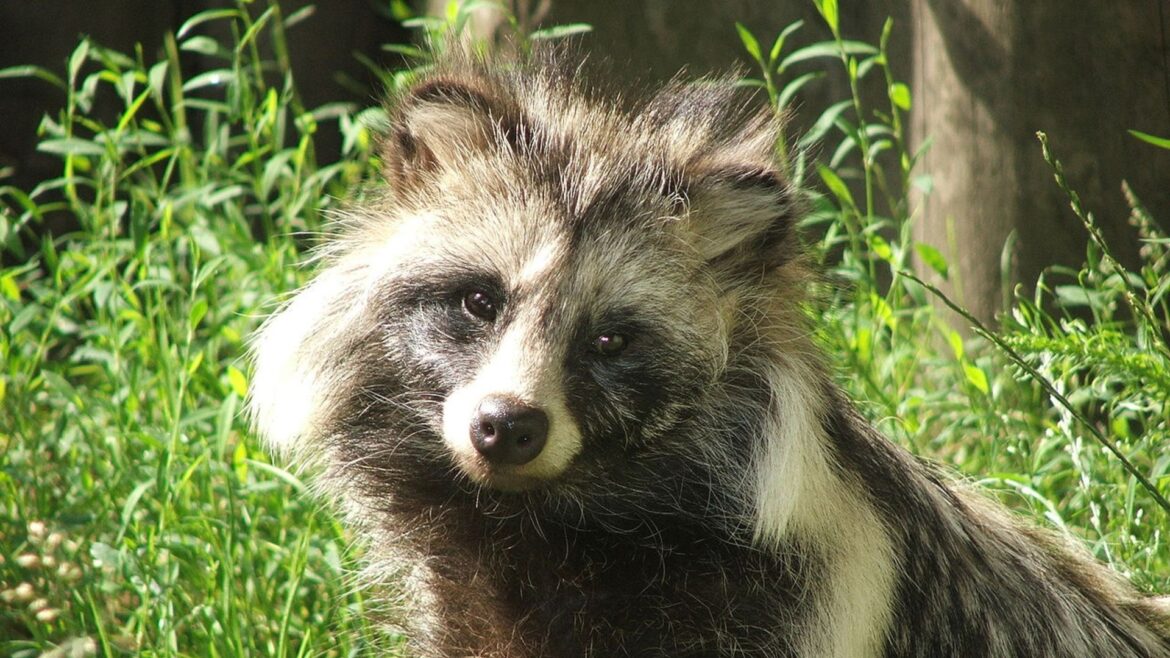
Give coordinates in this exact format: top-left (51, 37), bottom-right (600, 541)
top-left (910, 0), bottom-right (1170, 326)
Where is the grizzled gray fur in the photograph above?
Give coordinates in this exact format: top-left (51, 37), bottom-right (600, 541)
top-left (249, 52), bottom-right (1170, 657)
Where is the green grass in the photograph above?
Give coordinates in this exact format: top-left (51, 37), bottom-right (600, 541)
top-left (1, 1), bottom-right (1167, 655)
top-left (0, 3), bottom-right (388, 654)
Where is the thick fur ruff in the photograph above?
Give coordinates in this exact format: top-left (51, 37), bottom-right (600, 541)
top-left (249, 52), bottom-right (1170, 657)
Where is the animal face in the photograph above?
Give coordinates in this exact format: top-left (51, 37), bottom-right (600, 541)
top-left (249, 58), bottom-right (800, 500)
top-left (376, 197), bottom-right (720, 490)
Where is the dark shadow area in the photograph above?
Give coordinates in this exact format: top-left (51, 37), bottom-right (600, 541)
top-left (0, 0), bottom-right (410, 195)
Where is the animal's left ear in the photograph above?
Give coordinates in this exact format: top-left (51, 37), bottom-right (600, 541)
top-left (684, 149), bottom-right (798, 271)
top-left (672, 107), bottom-right (798, 270)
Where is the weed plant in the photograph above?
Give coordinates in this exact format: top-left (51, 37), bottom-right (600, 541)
top-left (1, 0), bottom-right (1167, 655)
top-left (0, 2), bottom-right (388, 655)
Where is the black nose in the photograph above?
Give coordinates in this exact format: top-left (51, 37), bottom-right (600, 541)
top-left (470, 395), bottom-right (549, 466)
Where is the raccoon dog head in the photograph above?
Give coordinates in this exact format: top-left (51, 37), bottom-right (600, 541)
top-left (249, 55), bottom-right (803, 504)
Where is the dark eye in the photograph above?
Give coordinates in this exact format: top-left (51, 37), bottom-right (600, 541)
top-left (593, 333), bottom-right (628, 356)
top-left (462, 290), bottom-right (498, 322)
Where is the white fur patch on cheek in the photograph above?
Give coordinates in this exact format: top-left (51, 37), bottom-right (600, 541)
top-left (249, 280), bottom-right (338, 456)
top-left (251, 212), bottom-right (434, 458)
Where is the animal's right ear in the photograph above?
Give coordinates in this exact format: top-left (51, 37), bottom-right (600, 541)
top-left (382, 77), bottom-right (514, 195)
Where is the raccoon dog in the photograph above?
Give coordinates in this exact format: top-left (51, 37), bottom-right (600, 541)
top-left (249, 53), bottom-right (1170, 657)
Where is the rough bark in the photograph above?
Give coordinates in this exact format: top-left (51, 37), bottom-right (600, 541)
top-left (910, 0), bottom-right (1170, 325)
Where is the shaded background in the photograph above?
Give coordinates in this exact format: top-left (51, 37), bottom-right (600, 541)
top-left (4, 0), bottom-right (1169, 325)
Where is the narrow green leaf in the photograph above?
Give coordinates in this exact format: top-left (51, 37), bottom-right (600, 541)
top-left (915, 243), bottom-right (949, 278)
top-left (799, 99), bottom-right (852, 148)
top-left (129, 196), bottom-right (148, 252)
top-left (182, 69), bottom-right (236, 92)
top-left (0, 65), bottom-right (66, 90)
top-left (856, 55), bottom-right (880, 80)
top-left (777, 71), bottom-right (823, 111)
top-left (529, 23), bottom-right (593, 41)
top-left (818, 0), bottom-right (839, 33)
top-left (947, 331), bottom-right (965, 361)
top-left (38, 138), bottom-right (106, 157)
top-left (889, 82), bottom-right (911, 110)
top-left (1054, 284), bottom-right (1096, 307)
top-left (853, 326), bottom-right (872, 364)
top-left (227, 366), bottom-right (248, 398)
top-left (870, 292), bottom-right (895, 329)
top-left (285, 4), bottom-right (317, 28)
top-left (781, 41), bottom-right (878, 70)
top-left (147, 61), bottom-right (169, 103)
top-left (770, 20), bottom-right (804, 64)
top-left (830, 133), bottom-right (858, 168)
top-left (736, 23), bottom-right (763, 62)
top-left (0, 273), bottom-right (19, 301)
top-left (68, 40), bottom-right (90, 88)
top-left (247, 460), bottom-right (310, 492)
top-left (880, 17), bottom-right (895, 52)
top-left (115, 90), bottom-right (151, 132)
top-left (187, 351), bottom-right (205, 375)
top-left (180, 36), bottom-right (222, 56)
top-left (189, 298), bottom-right (209, 329)
top-left (1128, 129), bottom-right (1170, 150)
top-left (177, 8), bottom-right (240, 39)
top-left (215, 394), bottom-right (238, 457)
top-left (818, 164), bottom-right (856, 209)
top-left (260, 150), bottom-right (294, 199)
top-left (869, 234), bottom-right (893, 261)
top-left (237, 6), bottom-right (275, 53)
top-left (233, 440), bottom-right (248, 483)
top-left (200, 185), bottom-right (247, 208)
top-left (390, 0), bottom-right (413, 21)
top-left (401, 16), bottom-right (441, 30)
top-left (381, 43), bottom-right (427, 58)
top-left (964, 363), bottom-right (990, 394)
